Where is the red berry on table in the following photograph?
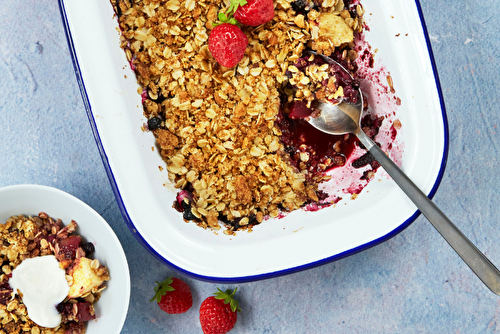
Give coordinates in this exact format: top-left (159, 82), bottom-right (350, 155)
top-left (150, 277), bottom-right (193, 314)
top-left (208, 23), bottom-right (248, 68)
top-left (234, 0), bottom-right (274, 26)
top-left (199, 288), bottom-right (241, 334)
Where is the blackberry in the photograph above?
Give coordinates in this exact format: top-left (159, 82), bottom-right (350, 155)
top-left (352, 152), bottom-right (375, 168)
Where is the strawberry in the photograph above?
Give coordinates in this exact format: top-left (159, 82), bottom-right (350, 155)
top-left (199, 288), bottom-right (241, 334)
top-left (233, 0), bottom-right (275, 26)
top-left (208, 23), bottom-right (248, 68)
top-left (150, 277), bottom-right (193, 314)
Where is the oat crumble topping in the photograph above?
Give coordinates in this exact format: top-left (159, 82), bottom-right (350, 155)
top-left (110, 0), bottom-right (368, 231)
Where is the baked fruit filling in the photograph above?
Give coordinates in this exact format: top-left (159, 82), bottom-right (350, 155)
top-left (111, 0), bottom-right (391, 232)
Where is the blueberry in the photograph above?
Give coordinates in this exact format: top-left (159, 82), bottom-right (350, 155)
top-left (56, 303), bottom-right (64, 313)
top-left (181, 200), bottom-right (191, 211)
top-left (183, 207), bottom-right (197, 221)
top-left (81, 242), bottom-right (95, 256)
top-left (148, 117), bottom-right (162, 130)
top-left (291, 0), bottom-right (310, 13)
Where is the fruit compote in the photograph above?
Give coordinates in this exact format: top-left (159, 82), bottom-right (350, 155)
top-left (277, 51), bottom-right (386, 206)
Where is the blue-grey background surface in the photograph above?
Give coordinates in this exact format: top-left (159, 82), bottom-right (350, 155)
top-left (1, 0), bottom-right (499, 333)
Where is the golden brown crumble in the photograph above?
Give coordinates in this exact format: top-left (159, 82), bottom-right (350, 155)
top-left (110, 0), bottom-right (365, 231)
top-left (0, 214), bottom-right (109, 334)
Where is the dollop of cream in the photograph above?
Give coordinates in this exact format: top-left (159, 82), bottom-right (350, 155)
top-left (9, 255), bottom-right (70, 328)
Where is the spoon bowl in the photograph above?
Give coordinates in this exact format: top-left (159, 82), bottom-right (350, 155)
top-left (304, 51), bottom-right (500, 295)
top-left (309, 99), bottom-right (363, 135)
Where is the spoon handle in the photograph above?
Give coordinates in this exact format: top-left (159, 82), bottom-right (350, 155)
top-left (356, 130), bottom-right (500, 295)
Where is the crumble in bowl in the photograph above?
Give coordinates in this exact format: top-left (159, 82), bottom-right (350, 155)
top-left (0, 213), bottom-right (109, 334)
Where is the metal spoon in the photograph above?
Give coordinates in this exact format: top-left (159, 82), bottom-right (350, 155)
top-left (305, 51), bottom-right (500, 295)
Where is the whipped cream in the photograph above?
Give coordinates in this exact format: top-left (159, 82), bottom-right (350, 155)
top-left (9, 255), bottom-right (70, 328)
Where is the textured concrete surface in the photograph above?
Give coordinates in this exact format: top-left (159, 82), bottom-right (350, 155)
top-left (1, 0), bottom-right (500, 333)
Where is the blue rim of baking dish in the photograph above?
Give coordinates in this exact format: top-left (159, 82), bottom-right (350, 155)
top-left (58, 0), bottom-right (449, 283)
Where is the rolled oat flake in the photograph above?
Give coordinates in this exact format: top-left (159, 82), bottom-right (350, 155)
top-left (9, 255), bottom-right (70, 328)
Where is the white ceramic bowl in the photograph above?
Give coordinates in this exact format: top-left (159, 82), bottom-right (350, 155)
top-left (0, 184), bottom-right (130, 334)
top-left (59, 0), bottom-right (447, 282)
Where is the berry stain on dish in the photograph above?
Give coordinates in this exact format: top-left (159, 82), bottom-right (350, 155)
top-left (110, 0), bottom-right (403, 232)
